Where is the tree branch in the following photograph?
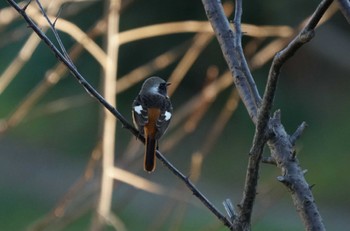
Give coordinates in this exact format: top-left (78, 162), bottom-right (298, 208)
top-left (202, 0), bottom-right (332, 230)
top-left (202, 0), bottom-right (261, 123)
top-left (5, 0), bottom-right (232, 228)
top-left (93, 1), bottom-right (120, 230)
top-left (6, 0), bottom-right (139, 138)
top-left (264, 2), bottom-right (332, 228)
top-left (156, 151), bottom-right (233, 228)
top-left (267, 0), bottom-right (334, 98)
top-left (268, 112), bottom-right (325, 231)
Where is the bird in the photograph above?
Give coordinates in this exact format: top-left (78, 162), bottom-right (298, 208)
top-left (132, 76), bottom-right (173, 172)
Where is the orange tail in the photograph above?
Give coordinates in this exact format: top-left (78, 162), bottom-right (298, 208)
top-left (144, 136), bottom-right (157, 172)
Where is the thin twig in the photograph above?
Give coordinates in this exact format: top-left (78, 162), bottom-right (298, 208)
top-left (26, 9), bottom-right (107, 68)
top-left (156, 151), bottom-right (233, 227)
top-left (6, 0), bottom-right (139, 137)
top-left (35, 0), bottom-right (75, 67)
top-left (258, 1), bottom-right (335, 125)
top-left (0, 2), bottom-right (61, 93)
top-left (249, 3), bottom-right (338, 70)
top-left (267, 0), bottom-right (335, 91)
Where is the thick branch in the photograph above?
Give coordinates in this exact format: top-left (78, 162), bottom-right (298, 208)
top-left (268, 112), bottom-right (325, 231)
top-left (202, 0), bottom-right (261, 123)
top-left (232, 1), bottom-right (270, 230)
top-left (202, 0), bottom-right (332, 230)
top-left (263, 2), bottom-right (332, 228)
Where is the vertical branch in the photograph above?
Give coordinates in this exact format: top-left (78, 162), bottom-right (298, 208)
top-left (202, 0), bottom-right (261, 123)
top-left (94, 0), bottom-right (121, 229)
top-left (202, 0), bottom-right (332, 230)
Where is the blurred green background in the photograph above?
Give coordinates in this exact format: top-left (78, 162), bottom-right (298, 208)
top-left (1, 0), bottom-right (350, 230)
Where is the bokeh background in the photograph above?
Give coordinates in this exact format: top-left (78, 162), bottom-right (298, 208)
top-left (1, 0), bottom-right (350, 230)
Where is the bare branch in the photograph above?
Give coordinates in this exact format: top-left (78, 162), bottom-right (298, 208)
top-left (25, 9), bottom-right (107, 68)
top-left (267, 0), bottom-right (335, 104)
top-left (5, 0), bottom-right (232, 227)
top-left (249, 3), bottom-right (338, 70)
top-left (202, 0), bottom-right (333, 230)
top-left (268, 111), bottom-right (326, 231)
top-left (118, 21), bottom-right (294, 45)
top-left (0, 2), bottom-right (61, 93)
top-left (263, 4), bottom-right (332, 228)
top-left (93, 0), bottom-right (120, 230)
top-left (156, 151), bottom-right (233, 228)
top-left (202, 0), bottom-right (261, 123)
top-left (6, 0), bottom-right (139, 137)
top-left (233, 1), bottom-right (270, 220)
top-left (261, 0), bottom-right (334, 141)
top-left (34, 0), bottom-right (75, 66)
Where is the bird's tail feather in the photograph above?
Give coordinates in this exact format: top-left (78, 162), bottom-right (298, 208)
top-left (144, 136), bottom-right (156, 172)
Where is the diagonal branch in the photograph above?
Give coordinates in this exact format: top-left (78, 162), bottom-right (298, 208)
top-left (5, 0), bottom-right (232, 228)
top-left (155, 150), bottom-right (233, 228)
top-left (6, 0), bottom-right (139, 138)
top-left (257, 0), bottom-right (333, 133)
top-left (267, 0), bottom-right (334, 108)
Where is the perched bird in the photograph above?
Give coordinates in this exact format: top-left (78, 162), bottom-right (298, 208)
top-left (132, 77), bottom-right (173, 172)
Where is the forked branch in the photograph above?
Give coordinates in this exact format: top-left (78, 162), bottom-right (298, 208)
top-left (202, 0), bottom-right (332, 230)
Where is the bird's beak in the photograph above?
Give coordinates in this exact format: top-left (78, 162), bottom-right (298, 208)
top-left (166, 82), bottom-right (171, 86)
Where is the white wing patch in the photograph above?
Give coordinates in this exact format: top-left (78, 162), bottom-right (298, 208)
top-left (164, 111), bottom-right (172, 121)
top-left (134, 105), bottom-right (143, 114)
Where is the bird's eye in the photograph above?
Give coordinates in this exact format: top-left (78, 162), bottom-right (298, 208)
top-left (158, 83), bottom-right (167, 94)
